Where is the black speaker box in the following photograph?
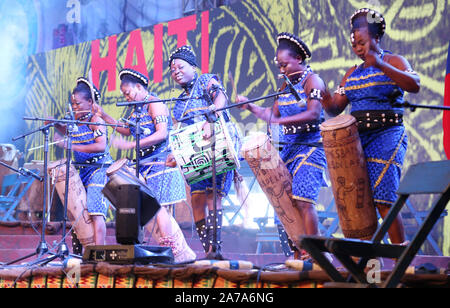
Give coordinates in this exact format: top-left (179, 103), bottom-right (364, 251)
top-left (102, 170), bottom-right (161, 245)
top-left (83, 245), bottom-right (174, 265)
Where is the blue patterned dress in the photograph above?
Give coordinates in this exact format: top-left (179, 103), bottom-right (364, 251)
top-left (276, 70), bottom-right (327, 207)
top-left (72, 120), bottom-right (112, 217)
top-left (128, 104), bottom-right (186, 206)
top-left (172, 74), bottom-right (240, 196)
top-left (344, 51), bottom-right (408, 206)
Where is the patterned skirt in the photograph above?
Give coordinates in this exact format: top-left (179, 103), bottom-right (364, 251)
top-left (359, 126), bottom-right (408, 206)
top-left (190, 170), bottom-right (233, 197)
top-left (140, 158), bottom-right (187, 206)
top-left (281, 145), bottom-right (327, 205)
top-left (78, 165), bottom-right (110, 218)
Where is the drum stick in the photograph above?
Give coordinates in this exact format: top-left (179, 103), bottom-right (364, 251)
top-left (74, 110), bottom-right (91, 114)
top-left (27, 138), bottom-right (67, 152)
top-left (228, 71), bottom-right (238, 99)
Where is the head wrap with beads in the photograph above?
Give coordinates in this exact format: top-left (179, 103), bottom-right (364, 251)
top-left (75, 77), bottom-right (101, 104)
top-left (169, 45), bottom-right (198, 68)
top-left (276, 32), bottom-right (312, 61)
top-left (119, 68), bottom-right (149, 87)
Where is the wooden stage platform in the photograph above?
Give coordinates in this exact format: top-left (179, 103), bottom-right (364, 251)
top-left (1, 221), bottom-right (449, 288)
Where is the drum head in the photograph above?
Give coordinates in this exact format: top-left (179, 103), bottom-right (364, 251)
top-left (106, 158), bottom-right (129, 177)
top-left (47, 159), bottom-right (67, 175)
top-left (240, 132), bottom-right (269, 153)
top-left (320, 114), bottom-right (356, 132)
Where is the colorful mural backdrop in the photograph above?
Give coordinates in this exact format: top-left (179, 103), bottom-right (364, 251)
top-left (24, 0), bottom-right (450, 254)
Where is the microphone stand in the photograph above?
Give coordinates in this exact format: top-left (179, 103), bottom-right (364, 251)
top-left (0, 161), bottom-right (43, 182)
top-left (114, 102), bottom-right (146, 178)
top-left (206, 111), bottom-right (221, 260)
top-left (54, 115), bottom-right (77, 262)
top-left (6, 123), bottom-right (54, 265)
top-left (116, 96), bottom-right (196, 107)
top-left (178, 89), bottom-right (290, 260)
top-left (394, 101), bottom-right (450, 112)
top-left (8, 116), bottom-right (127, 266)
top-left (179, 89), bottom-right (291, 123)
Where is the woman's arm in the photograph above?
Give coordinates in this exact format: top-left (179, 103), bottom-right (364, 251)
top-left (375, 53), bottom-right (420, 93)
top-left (92, 103), bottom-right (131, 136)
top-left (321, 66), bottom-right (356, 116)
top-left (269, 74), bottom-right (324, 125)
top-left (71, 115), bottom-right (108, 153)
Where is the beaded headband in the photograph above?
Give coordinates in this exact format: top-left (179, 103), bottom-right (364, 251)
top-left (350, 8), bottom-right (386, 38)
top-left (119, 68), bottom-right (149, 86)
top-left (76, 77), bottom-right (101, 104)
top-left (169, 45), bottom-right (198, 67)
top-left (276, 32), bottom-right (311, 60)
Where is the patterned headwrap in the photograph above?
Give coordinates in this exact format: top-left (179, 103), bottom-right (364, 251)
top-left (276, 32), bottom-right (312, 60)
top-left (119, 68), bottom-right (149, 87)
top-left (169, 45), bottom-right (198, 68)
top-left (76, 77), bottom-right (101, 104)
top-left (350, 8), bottom-right (386, 39)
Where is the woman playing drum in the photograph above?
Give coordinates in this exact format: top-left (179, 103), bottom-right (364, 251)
top-left (236, 33), bottom-right (328, 259)
top-left (93, 69), bottom-right (195, 262)
top-left (322, 9), bottom-right (421, 244)
top-left (168, 45), bottom-right (241, 258)
top-left (54, 77), bottom-right (113, 247)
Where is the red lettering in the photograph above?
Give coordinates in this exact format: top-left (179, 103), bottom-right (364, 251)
top-left (153, 24), bottom-right (163, 83)
top-left (124, 29), bottom-right (148, 79)
top-left (91, 35), bottom-right (117, 91)
top-left (201, 11), bottom-right (209, 74)
top-left (168, 15), bottom-right (197, 47)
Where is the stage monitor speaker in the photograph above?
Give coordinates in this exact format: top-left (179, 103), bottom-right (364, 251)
top-left (102, 170), bottom-right (161, 245)
top-left (83, 245), bottom-right (174, 265)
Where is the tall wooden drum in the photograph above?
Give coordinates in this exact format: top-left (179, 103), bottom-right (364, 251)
top-left (240, 132), bottom-right (304, 247)
top-left (48, 160), bottom-right (95, 246)
top-left (320, 115), bottom-right (377, 240)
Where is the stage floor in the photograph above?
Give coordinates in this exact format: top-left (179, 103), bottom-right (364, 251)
top-left (1, 259), bottom-right (449, 289)
top-left (1, 221), bottom-right (449, 288)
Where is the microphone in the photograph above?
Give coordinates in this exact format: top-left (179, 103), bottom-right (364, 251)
top-left (67, 103), bottom-right (78, 132)
top-left (279, 74), bottom-right (306, 107)
top-left (388, 89), bottom-right (403, 107)
top-left (68, 102), bottom-right (75, 120)
top-left (19, 167), bottom-right (43, 182)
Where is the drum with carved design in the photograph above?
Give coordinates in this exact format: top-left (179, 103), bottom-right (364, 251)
top-left (320, 114), bottom-right (378, 240)
top-left (240, 132), bottom-right (304, 248)
top-left (48, 159), bottom-right (95, 246)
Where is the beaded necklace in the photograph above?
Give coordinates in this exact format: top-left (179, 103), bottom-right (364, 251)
top-left (291, 66), bottom-right (312, 86)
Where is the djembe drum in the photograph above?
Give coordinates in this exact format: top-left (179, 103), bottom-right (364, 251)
top-left (240, 132), bottom-right (304, 248)
top-left (48, 160), bottom-right (95, 246)
top-left (320, 114), bottom-right (378, 240)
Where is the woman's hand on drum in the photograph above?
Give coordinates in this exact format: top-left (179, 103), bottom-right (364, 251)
top-left (165, 153), bottom-right (177, 168)
top-left (111, 134), bottom-right (135, 150)
top-left (236, 95), bottom-right (250, 110)
top-left (202, 121), bottom-right (214, 140)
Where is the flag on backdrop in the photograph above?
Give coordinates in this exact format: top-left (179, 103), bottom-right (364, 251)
top-left (444, 42), bottom-right (450, 159)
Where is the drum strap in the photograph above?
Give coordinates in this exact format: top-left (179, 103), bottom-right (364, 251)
top-left (83, 153), bottom-right (107, 164)
top-left (352, 110), bottom-right (403, 131)
top-left (139, 144), bottom-right (163, 158)
top-left (282, 120), bottom-right (321, 135)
